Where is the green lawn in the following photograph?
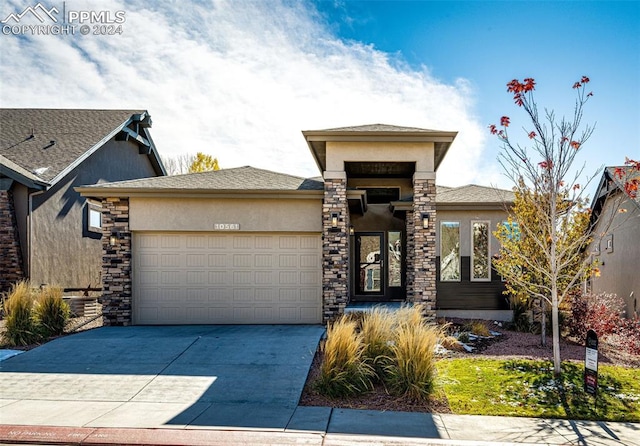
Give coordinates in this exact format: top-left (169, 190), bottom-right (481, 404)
top-left (437, 358), bottom-right (640, 422)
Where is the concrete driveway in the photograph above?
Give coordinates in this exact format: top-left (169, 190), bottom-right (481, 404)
top-left (0, 325), bottom-right (325, 430)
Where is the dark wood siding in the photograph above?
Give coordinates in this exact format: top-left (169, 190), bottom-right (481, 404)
top-left (436, 256), bottom-right (509, 310)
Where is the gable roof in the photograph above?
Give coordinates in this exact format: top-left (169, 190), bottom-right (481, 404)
top-left (435, 184), bottom-right (515, 206)
top-left (0, 108), bottom-right (165, 189)
top-left (77, 166), bottom-right (324, 197)
top-left (590, 166), bottom-right (640, 218)
top-left (302, 123), bottom-right (457, 173)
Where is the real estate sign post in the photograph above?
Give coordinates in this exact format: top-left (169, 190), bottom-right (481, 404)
top-left (584, 329), bottom-right (598, 397)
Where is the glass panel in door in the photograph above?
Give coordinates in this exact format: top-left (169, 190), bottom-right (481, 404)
top-left (357, 233), bottom-right (383, 293)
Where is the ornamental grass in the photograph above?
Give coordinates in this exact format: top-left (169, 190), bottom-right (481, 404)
top-left (314, 316), bottom-right (374, 398)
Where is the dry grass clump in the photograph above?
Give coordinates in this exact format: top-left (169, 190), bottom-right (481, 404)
top-left (314, 317), bottom-right (375, 398)
top-left (465, 320), bottom-right (491, 337)
top-left (2, 281), bottom-right (39, 346)
top-left (315, 304), bottom-right (444, 401)
top-left (2, 281), bottom-right (70, 346)
top-left (385, 306), bottom-right (443, 399)
top-left (33, 285), bottom-right (70, 337)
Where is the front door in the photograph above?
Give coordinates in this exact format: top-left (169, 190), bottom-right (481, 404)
top-left (356, 233), bottom-right (384, 295)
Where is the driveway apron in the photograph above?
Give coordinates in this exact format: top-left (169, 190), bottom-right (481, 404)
top-left (0, 325), bottom-right (325, 430)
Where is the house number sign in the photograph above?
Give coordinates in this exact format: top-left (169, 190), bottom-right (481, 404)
top-left (213, 223), bottom-right (240, 230)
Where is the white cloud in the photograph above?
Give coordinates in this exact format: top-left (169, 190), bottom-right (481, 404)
top-left (0, 0), bottom-right (488, 185)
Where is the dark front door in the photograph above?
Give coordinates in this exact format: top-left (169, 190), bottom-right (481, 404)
top-left (356, 233), bottom-right (384, 295)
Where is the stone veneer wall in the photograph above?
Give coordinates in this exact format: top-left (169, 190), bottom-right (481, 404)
top-left (0, 189), bottom-right (24, 294)
top-left (322, 177), bottom-right (349, 322)
top-left (411, 178), bottom-right (437, 321)
top-left (405, 210), bottom-right (415, 302)
top-left (101, 197), bottom-right (132, 325)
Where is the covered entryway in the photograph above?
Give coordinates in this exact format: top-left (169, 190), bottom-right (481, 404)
top-left (133, 232), bottom-right (322, 324)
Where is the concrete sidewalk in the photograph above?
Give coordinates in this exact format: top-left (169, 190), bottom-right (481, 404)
top-left (1, 410), bottom-right (638, 445)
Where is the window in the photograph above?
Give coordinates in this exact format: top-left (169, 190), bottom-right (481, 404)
top-left (87, 202), bottom-right (102, 233)
top-left (440, 222), bottom-right (460, 281)
top-left (388, 231), bottom-right (402, 287)
top-left (605, 235), bottom-right (614, 253)
top-left (502, 220), bottom-right (520, 241)
top-left (471, 221), bottom-right (490, 281)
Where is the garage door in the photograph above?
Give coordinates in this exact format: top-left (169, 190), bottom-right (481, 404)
top-left (133, 232), bottom-right (322, 324)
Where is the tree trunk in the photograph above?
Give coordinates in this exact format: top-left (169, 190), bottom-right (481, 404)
top-left (541, 300), bottom-right (546, 347)
top-left (552, 293), bottom-right (561, 375)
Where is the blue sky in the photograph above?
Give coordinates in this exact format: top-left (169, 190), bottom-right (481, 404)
top-left (315, 0), bottom-right (639, 189)
top-left (1, 0), bottom-right (638, 196)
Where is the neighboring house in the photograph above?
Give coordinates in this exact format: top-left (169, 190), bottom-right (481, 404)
top-left (588, 166), bottom-right (640, 319)
top-left (78, 124), bottom-right (513, 326)
top-left (0, 109), bottom-right (166, 295)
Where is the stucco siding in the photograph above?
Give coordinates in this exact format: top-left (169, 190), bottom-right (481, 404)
top-left (591, 196), bottom-right (640, 318)
top-left (30, 138), bottom-right (159, 288)
top-left (326, 141), bottom-right (435, 172)
top-left (11, 182), bottom-right (29, 274)
top-left (129, 197), bottom-right (322, 233)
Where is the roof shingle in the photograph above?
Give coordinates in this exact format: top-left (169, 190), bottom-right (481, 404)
top-left (82, 166), bottom-right (324, 191)
top-left (0, 108), bottom-right (145, 183)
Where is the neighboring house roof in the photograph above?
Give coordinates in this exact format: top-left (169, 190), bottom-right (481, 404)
top-left (77, 166), bottom-right (324, 197)
top-left (0, 108), bottom-right (165, 189)
top-left (590, 166), bottom-right (640, 223)
top-left (436, 184), bottom-right (515, 204)
top-left (302, 123), bottom-right (457, 173)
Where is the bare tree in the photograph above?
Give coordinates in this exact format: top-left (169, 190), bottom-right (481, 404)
top-left (161, 153), bottom-right (196, 175)
top-left (490, 76), bottom-right (597, 375)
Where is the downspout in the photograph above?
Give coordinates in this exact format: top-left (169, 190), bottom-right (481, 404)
top-left (28, 189), bottom-right (45, 284)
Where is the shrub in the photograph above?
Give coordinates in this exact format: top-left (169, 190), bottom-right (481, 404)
top-left (385, 320), bottom-right (441, 400)
top-left (464, 320), bottom-right (490, 337)
top-left (360, 307), bottom-right (394, 378)
top-left (314, 316), bottom-right (374, 398)
top-left (566, 292), bottom-right (640, 355)
top-left (33, 285), bottom-right (70, 337)
top-left (2, 281), bottom-right (40, 346)
top-left (567, 292), bottom-right (625, 340)
top-left (508, 293), bottom-right (532, 332)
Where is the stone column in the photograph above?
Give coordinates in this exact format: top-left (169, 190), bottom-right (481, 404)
top-left (405, 210), bottom-right (415, 303)
top-left (0, 188), bottom-right (25, 294)
top-left (101, 197), bottom-right (132, 326)
top-left (411, 176), bottom-right (437, 321)
top-left (322, 173), bottom-right (349, 322)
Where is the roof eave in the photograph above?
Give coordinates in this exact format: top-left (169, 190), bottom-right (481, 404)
top-left (0, 154), bottom-right (49, 190)
top-left (75, 187), bottom-right (324, 200)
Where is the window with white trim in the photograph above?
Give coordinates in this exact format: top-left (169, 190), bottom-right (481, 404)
top-left (87, 202), bottom-right (102, 234)
top-left (471, 221), bottom-right (490, 281)
top-left (440, 221), bottom-right (460, 281)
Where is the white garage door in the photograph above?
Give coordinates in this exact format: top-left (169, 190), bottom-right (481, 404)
top-left (133, 232), bottom-right (322, 324)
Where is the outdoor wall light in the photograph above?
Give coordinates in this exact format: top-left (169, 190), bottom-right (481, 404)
top-left (109, 230), bottom-right (121, 246)
top-left (422, 213), bottom-right (429, 229)
top-left (349, 225), bottom-right (355, 236)
top-left (331, 213), bottom-right (339, 229)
